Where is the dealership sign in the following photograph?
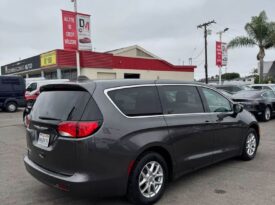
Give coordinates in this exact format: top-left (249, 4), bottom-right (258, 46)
top-left (62, 10), bottom-right (92, 51)
top-left (216, 41), bottom-right (228, 67)
top-left (1, 56), bottom-right (40, 75)
top-left (77, 13), bottom-right (92, 50)
top-left (62, 10), bottom-right (78, 50)
top-left (40, 51), bottom-right (57, 67)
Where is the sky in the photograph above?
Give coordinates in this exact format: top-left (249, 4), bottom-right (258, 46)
top-left (0, 0), bottom-right (275, 79)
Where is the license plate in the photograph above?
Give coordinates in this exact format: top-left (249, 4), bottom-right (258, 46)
top-left (37, 133), bottom-right (50, 147)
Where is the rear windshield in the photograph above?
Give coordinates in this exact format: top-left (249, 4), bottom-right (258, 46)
top-left (31, 91), bottom-right (90, 121)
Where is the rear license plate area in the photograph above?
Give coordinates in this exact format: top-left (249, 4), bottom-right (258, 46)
top-left (37, 133), bottom-right (50, 147)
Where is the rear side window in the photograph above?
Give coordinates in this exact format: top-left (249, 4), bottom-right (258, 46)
top-left (0, 79), bottom-right (11, 91)
top-left (158, 85), bottom-right (204, 114)
top-left (31, 91), bottom-right (90, 121)
top-left (0, 77), bottom-right (24, 92)
top-left (81, 97), bottom-right (103, 121)
top-left (108, 86), bottom-right (162, 116)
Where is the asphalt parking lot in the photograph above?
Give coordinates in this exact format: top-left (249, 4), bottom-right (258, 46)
top-left (0, 110), bottom-right (275, 205)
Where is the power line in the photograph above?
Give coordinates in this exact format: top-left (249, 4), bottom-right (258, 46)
top-left (192, 47), bottom-right (204, 59)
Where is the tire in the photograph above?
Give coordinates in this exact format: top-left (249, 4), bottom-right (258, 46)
top-left (127, 152), bottom-right (168, 205)
top-left (5, 102), bottom-right (17, 112)
top-left (241, 128), bottom-right (259, 161)
top-left (262, 106), bottom-right (271, 122)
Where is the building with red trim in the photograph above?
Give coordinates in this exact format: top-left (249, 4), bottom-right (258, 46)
top-left (1, 45), bottom-right (196, 81)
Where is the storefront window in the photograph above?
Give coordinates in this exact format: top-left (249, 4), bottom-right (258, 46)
top-left (61, 69), bottom-right (77, 80)
top-left (45, 71), bottom-right (57, 79)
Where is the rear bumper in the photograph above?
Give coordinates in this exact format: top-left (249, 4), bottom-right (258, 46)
top-left (24, 155), bottom-right (126, 197)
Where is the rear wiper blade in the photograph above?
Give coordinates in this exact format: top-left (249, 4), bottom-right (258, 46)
top-left (67, 106), bottom-right (76, 121)
top-left (39, 116), bottom-right (61, 121)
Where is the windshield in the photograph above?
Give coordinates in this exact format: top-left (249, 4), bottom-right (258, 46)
top-left (26, 83), bottom-right (37, 92)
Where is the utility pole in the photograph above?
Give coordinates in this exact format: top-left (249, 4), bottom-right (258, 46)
top-left (72, 0), bottom-right (81, 77)
top-left (217, 28), bottom-right (229, 85)
top-left (197, 20), bottom-right (216, 84)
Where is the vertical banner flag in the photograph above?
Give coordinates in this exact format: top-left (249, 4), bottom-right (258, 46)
top-left (216, 41), bottom-right (228, 67)
top-left (77, 13), bottom-right (92, 50)
top-left (62, 10), bottom-right (92, 50)
top-left (62, 10), bottom-right (78, 50)
top-left (216, 41), bottom-right (222, 67)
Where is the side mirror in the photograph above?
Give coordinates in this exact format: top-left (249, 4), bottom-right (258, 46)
top-left (233, 103), bottom-right (243, 114)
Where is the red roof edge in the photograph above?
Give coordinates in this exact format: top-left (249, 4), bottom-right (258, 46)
top-left (55, 49), bottom-right (196, 72)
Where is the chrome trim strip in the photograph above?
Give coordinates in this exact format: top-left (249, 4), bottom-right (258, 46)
top-left (104, 83), bottom-right (234, 119)
top-left (33, 125), bottom-right (48, 130)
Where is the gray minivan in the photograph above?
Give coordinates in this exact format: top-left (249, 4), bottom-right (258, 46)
top-left (24, 80), bottom-right (259, 205)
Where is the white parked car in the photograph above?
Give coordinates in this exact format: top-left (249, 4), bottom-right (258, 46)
top-left (248, 84), bottom-right (275, 92)
top-left (25, 77), bottom-right (46, 88)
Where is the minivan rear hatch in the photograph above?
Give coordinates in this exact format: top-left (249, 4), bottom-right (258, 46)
top-left (26, 84), bottom-right (93, 176)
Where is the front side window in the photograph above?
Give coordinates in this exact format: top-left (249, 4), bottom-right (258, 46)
top-left (108, 86), bottom-right (162, 117)
top-left (202, 88), bottom-right (232, 113)
top-left (158, 85), bottom-right (204, 114)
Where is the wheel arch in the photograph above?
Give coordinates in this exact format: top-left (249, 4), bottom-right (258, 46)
top-left (249, 123), bottom-right (260, 144)
top-left (4, 98), bottom-right (18, 106)
top-left (133, 145), bottom-right (174, 181)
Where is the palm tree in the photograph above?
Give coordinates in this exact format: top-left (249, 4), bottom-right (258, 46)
top-left (228, 11), bottom-right (275, 83)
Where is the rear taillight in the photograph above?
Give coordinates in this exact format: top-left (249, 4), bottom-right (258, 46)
top-left (58, 122), bottom-right (77, 137)
top-left (78, 121), bottom-right (99, 137)
top-left (57, 121), bottom-right (99, 138)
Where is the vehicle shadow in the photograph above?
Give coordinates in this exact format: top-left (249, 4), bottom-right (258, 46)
top-left (39, 157), bottom-right (246, 205)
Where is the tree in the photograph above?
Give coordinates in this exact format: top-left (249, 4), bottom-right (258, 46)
top-left (221, 72), bottom-right (240, 80)
top-left (227, 11), bottom-right (275, 83)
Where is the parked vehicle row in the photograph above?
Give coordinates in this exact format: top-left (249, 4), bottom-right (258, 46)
top-left (25, 79), bottom-right (69, 106)
top-left (24, 80), bottom-right (260, 205)
top-left (248, 84), bottom-right (275, 92)
top-left (213, 84), bottom-right (275, 121)
top-left (213, 84), bottom-right (252, 94)
top-left (0, 76), bottom-right (70, 113)
top-left (232, 90), bottom-right (275, 121)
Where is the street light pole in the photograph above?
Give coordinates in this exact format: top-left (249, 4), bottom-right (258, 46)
top-left (216, 28), bottom-right (229, 85)
top-left (72, 0), bottom-right (81, 77)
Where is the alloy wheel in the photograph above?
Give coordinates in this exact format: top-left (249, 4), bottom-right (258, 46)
top-left (246, 133), bottom-right (257, 156)
top-left (138, 161), bottom-right (164, 198)
top-left (7, 103), bottom-right (16, 112)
